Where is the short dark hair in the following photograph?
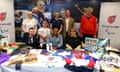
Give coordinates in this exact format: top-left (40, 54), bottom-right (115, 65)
top-left (29, 27), bottom-right (34, 30)
top-left (42, 20), bottom-right (48, 24)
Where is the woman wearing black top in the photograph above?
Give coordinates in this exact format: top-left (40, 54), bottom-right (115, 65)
top-left (65, 27), bottom-right (84, 50)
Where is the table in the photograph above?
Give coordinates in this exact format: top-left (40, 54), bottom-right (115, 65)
top-left (99, 48), bottom-right (120, 72)
top-left (0, 42), bottom-right (26, 55)
top-left (0, 49), bottom-right (97, 72)
top-left (1, 63), bottom-right (71, 72)
top-left (1, 49), bottom-right (72, 72)
top-left (3, 48), bottom-right (120, 72)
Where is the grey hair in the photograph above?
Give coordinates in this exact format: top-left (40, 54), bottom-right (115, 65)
top-left (37, 0), bottom-right (45, 5)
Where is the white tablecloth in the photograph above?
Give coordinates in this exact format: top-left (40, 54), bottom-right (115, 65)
top-left (0, 49), bottom-right (91, 72)
top-left (1, 62), bottom-right (71, 72)
top-left (1, 51), bottom-right (71, 72)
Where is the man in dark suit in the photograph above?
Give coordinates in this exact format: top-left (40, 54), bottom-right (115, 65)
top-left (62, 9), bottom-right (75, 38)
top-left (23, 27), bottom-right (40, 49)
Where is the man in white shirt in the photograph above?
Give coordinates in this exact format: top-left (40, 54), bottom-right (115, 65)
top-left (22, 11), bottom-right (38, 34)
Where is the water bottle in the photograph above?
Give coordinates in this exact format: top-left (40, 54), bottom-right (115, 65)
top-left (49, 43), bottom-right (52, 51)
top-left (15, 64), bottom-right (21, 72)
top-left (46, 43), bottom-right (52, 52)
top-left (93, 61), bottom-right (100, 72)
top-left (47, 43), bottom-right (50, 52)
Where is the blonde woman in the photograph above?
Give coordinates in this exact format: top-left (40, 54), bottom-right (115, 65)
top-left (65, 27), bottom-right (84, 50)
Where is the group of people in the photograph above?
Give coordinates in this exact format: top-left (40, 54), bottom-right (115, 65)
top-left (15, 0), bottom-right (97, 50)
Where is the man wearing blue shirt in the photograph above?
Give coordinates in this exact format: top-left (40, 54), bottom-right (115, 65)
top-left (47, 28), bottom-right (63, 49)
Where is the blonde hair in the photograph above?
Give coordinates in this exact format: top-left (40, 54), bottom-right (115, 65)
top-left (32, 7), bottom-right (39, 12)
top-left (54, 11), bottom-right (60, 16)
top-left (68, 27), bottom-right (77, 35)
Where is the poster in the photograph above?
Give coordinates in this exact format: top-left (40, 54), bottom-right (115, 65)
top-left (0, 0), bottom-right (15, 42)
top-left (98, 2), bottom-right (120, 49)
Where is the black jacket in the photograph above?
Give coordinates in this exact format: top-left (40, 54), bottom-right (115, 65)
top-left (23, 32), bottom-right (40, 49)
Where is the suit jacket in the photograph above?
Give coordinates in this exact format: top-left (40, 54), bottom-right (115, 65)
top-left (23, 32), bottom-right (40, 49)
top-left (62, 17), bottom-right (75, 38)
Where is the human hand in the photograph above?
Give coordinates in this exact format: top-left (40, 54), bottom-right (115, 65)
top-left (27, 46), bottom-right (33, 49)
top-left (52, 46), bottom-right (57, 50)
top-left (75, 47), bottom-right (80, 50)
top-left (94, 35), bottom-right (96, 38)
top-left (40, 44), bottom-right (43, 48)
top-left (66, 47), bottom-right (72, 50)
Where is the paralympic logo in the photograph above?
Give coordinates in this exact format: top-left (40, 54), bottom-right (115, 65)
top-left (105, 15), bottom-right (116, 35)
top-left (105, 28), bottom-right (115, 35)
top-left (0, 29), bottom-right (8, 33)
top-left (108, 15), bottom-right (116, 24)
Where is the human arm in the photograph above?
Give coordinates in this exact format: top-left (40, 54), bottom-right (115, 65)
top-left (33, 18), bottom-right (38, 34)
top-left (93, 16), bottom-right (97, 38)
top-left (21, 19), bottom-right (27, 32)
top-left (58, 24), bottom-right (63, 34)
top-left (75, 45), bottom-right (81, 50)
top-left (65, 44), bottom-right (73, 50)
top-left (81, 41), bottom-right (85, 48)
top-left (50, 23), bottom-right (53, 33)
top-left (74, 4), bottom-right (85, 15)
top-left (34, 24), bottom-right (37, 35)
top-left (22, 24), bottom-right (27, 32)
top-left (39, 34), bottom-right (47, 41)
top-left (38, 28), bottom-right (49, 41)
top-left (71, 18), bottom-right (75, 28)
top-left (57, 35), bottom-right (63, 48)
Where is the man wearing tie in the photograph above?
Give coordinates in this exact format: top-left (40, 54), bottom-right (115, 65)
top-left (62, 9), bottom-right (75, 38)
top-left (23, 27), bottom-right (40, 49)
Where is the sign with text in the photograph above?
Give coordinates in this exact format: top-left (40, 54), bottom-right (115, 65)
top-left (0, 0), bottom-right (15, 42)
top-left (98, 2), bottom-right (120, 49)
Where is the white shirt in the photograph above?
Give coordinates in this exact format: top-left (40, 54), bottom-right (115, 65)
top-left (22, 18), bottom-right (38, 32)
top-left (38, 27), bottom-right (50, 43)
top-left (65, 18), bottom-right (70, 32)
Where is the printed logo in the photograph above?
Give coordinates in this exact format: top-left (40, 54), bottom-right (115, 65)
top-left (0, 12), bottom-right (6, 22)
top-left (0, 29), bottom-right (8, 33)
top-left (105, 28), bottom-right (115, 35)
top-left (108, 15), bottom-right (116, 24)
